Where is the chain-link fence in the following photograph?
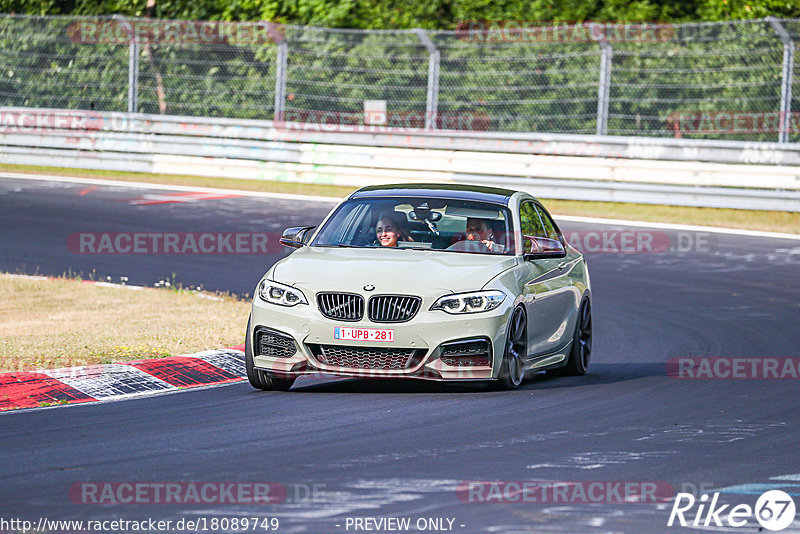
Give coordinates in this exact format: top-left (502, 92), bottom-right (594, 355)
top-left (2, 15), bottom-right (800, 142)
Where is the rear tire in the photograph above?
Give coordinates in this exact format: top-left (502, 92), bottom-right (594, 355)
top-left (245, 316), bottom-right (296, 391)
top-left (548, 297), bottom-right (591, 377)
top-left (497, 306), bottom-right (527, 390)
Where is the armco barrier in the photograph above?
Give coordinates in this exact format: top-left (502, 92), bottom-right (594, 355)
top-left (1, 107), bottom-right (800, 211)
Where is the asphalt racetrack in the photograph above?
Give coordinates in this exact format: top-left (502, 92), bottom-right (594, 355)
top-left (1, 175), bottom-right (799, 533)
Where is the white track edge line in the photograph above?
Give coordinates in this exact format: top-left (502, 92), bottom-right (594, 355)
top-left (0, 171), bottom-right (342, 203)
top-left (554, 215), bottom-right (800, 240)
top-left (3, 171), bottom-right (798, 239)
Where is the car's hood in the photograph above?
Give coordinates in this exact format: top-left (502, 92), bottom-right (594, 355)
top-left (272, 246), bottom-right (519, 295)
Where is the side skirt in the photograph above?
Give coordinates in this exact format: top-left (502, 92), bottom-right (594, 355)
top-left (525, 341), bottom-right (573, 372)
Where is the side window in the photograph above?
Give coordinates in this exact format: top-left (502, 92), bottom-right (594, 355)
top-left (520, 202), bottom-right (546, 238)
top-left (535, 204), bottom-right (561, 242)
top-left (519, 201), bottom-right (547, 253)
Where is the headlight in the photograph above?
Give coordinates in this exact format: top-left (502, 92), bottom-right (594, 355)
top-left (430, 290), bottom-right (506, 314)
top-left (258, 280), bottom-right (308, 307)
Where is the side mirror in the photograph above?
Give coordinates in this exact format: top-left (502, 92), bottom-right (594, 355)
top-left (522, 236), bottom-right (567, 260)
top-left (280, 226), bottom-right (316, 249)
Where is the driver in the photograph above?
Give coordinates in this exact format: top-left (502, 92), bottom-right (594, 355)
top-left (375, 212), bottom-right (411, 247)
top-left (466, 217), bottom-right (499, 251)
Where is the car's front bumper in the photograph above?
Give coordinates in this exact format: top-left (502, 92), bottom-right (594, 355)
top-left (250, 297), bottom-right (512, 381)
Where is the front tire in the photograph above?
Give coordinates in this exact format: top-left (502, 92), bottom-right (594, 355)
top-left (549, 297), bottom-right (591, 376)
top-left (245, 315), bottom-right (296, 391)
top-left (497, 306), bottom-right (527, 389)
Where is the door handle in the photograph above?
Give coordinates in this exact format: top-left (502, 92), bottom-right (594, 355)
top-left (557, 262), bottom-right (568, 270)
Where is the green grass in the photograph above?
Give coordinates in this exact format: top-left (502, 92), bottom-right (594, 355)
top-left (1, 163), bottom-right (798, 234)
top-left (0, 273), bottom-right (250, 372)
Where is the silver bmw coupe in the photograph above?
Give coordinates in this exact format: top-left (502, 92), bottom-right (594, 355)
top-left (246, 184), bottom-right (592, 390)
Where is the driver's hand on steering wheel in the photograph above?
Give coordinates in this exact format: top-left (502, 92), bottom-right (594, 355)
top-left (480, 239), bottom-right (496, 251)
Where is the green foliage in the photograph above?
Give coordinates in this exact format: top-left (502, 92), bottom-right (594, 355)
top-left (3, 0), bottom-right (800, 26)
top-left (0, 17), bottom-right (129, 111)
top-left (695, 0), bottom-right (800, 21)
top-left (0, 0), bottom-right (64, 16)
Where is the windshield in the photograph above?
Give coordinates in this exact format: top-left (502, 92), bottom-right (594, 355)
top-left (312, 197), bottom-right (515, 255)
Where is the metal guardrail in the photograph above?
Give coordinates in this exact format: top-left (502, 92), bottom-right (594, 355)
top-left (1, 108), bottom-right (799, 211)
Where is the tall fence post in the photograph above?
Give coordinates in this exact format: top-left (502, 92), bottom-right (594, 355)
top-left (128, 39), bottom-right (139, 114)
top-left (768, 17), bottom-right (794, 144)
top-left (596, 40), bottom-right (612, 136)
top-left (274, 41), bottom-right (288, 121)
top-left (114, 16), bottom-right (139, 114)
top-left (415, 29), bottom-right (440, 130)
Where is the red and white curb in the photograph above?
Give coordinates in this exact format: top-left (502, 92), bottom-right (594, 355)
top-left (0, 345), bottom-right (247, 412)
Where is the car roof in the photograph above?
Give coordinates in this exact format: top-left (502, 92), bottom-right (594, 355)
top-left (350, 183), bottom-right (522, 205)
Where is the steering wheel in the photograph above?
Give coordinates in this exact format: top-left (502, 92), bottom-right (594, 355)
top-left (446, 239), bottom-right (491, 253)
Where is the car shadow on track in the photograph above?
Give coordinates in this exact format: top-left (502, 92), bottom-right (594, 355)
top-left (285, 363), bottom-right (667, 394)
top-left (522, 362), bottom-right (668, 391)
top-left (289, 378), bottom-right (486, 394)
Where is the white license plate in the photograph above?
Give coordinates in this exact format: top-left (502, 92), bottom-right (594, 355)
top-left (334, 327), bottom-right (394, 342)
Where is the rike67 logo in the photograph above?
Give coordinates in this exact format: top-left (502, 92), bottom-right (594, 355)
top-left (668, 490), bottom-right (796, 531)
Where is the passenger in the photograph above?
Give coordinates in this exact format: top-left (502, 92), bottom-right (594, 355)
top-left (375, 213), bottom-right (411, 247)
top-left (465, 217), bottom-right (498, 251)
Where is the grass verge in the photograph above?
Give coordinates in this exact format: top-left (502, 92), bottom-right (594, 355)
top-left (541, 199), bottom-right (800, 235)
top-left (1, 163), bottom-right (798, 234)
top-left (0, 273), bottom-right (250, 373)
